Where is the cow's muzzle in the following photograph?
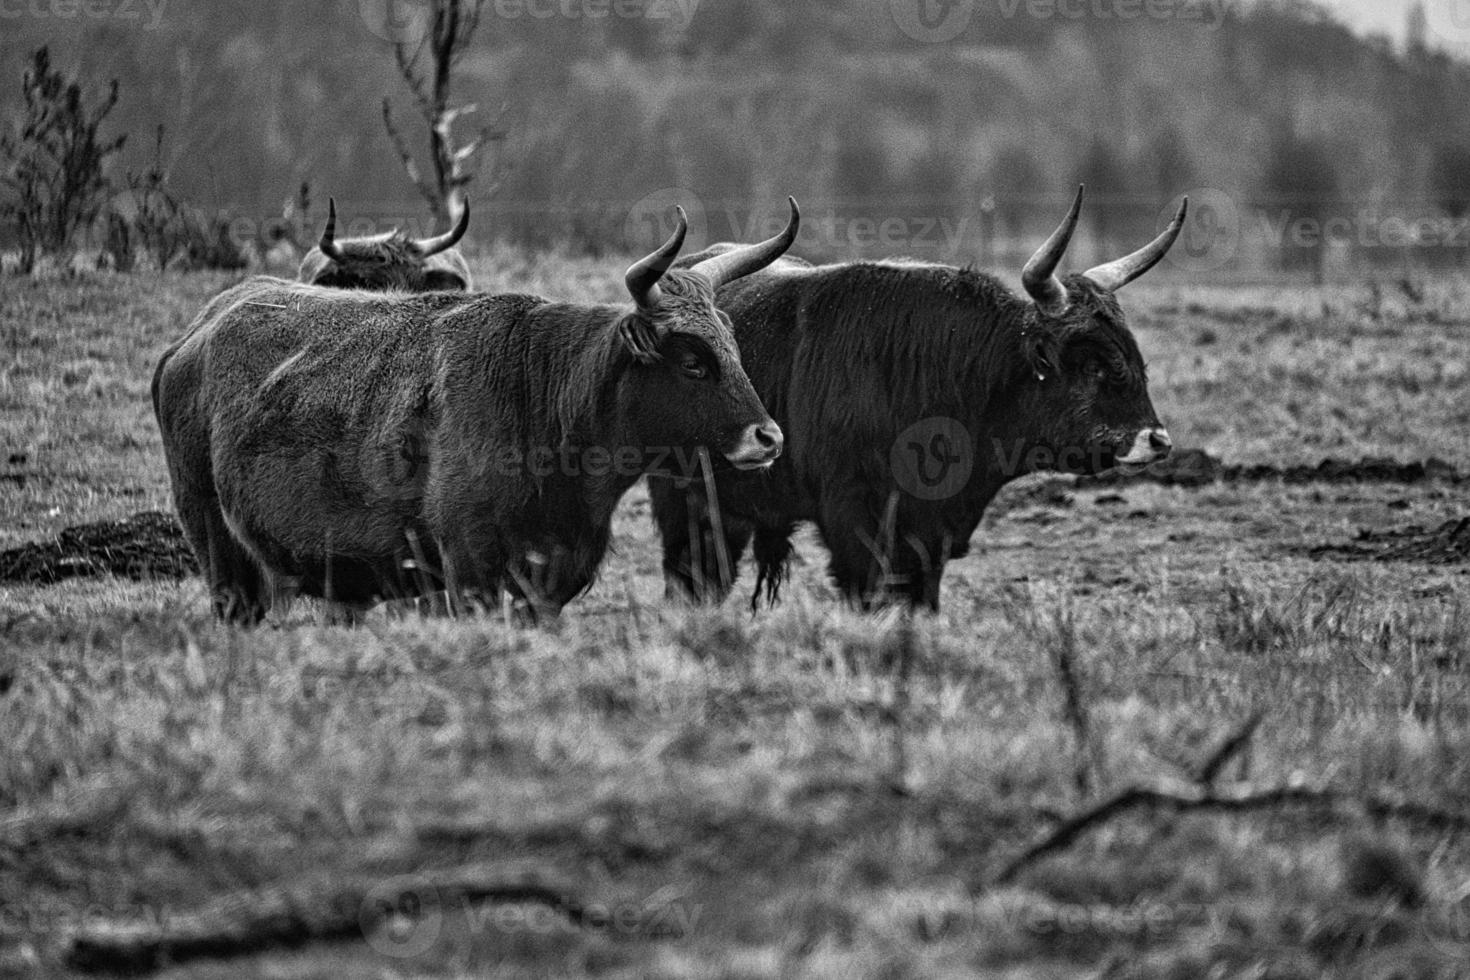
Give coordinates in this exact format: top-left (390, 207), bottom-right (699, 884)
top-left (726, 420), bottom-right (784, 470)
top-left (1114, 427), bottom-right (1172, 471)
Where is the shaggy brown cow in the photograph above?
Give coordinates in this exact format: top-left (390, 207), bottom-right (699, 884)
top-left (296, 198), bottom-right (473, 291)
top-left (155, 200), bottom-right (799, 623)
top-left (651, 187), bottom-right (1183, 610)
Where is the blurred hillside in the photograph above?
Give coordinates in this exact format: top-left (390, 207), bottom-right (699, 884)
top-left (2, 0), bottom-right (1470, 276)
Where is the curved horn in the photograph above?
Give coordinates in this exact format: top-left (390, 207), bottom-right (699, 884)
top-left (624, 206), bottom-right (688, 309)
top-left (688, 197), bottom-right (800, 290)
top-left (1021, 185), bottom-right (1084, 313)
top-left (318, 197), bottom-right (347, 263)
top-left (1083, 196), bottom-right (1189, 292)
top-left (413, 199), bottom-right (471, 256)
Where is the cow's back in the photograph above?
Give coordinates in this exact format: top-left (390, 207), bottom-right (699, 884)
top-left (158, 283), bottom-right (543, 586)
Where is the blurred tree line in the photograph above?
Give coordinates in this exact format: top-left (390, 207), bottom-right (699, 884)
top-left (3, 0), bottom-right (1470, 275)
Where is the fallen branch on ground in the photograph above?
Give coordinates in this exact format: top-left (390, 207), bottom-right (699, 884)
top-left (993, 776), bottom-right (1470, 887)
top-left (61, 862), bottom-right (585, 974)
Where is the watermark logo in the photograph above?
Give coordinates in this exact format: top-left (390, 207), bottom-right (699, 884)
top-left (1424, 0), bottom-right (1470, 46)
top-left (360, 874), bottom-right (444, 958)
top-left (359, 415), bottom-right (431, 502)
top-left (891, 417), bottom-right (973, 501)
top-left (624, 187), bottom-right (709, 255)
top-left (358, 0), bottom-right (432, 44)
top-left (992, 0), bottom-right (1236, 30)
top-left (1165, 187), bottom-right (1240, 273)
top-left (0, 0), bottom-right (170, 30)
top-left (889, 0), bottom-right (976, 42)
top-left (1422, 885), bottom-right (1470, 965)
top-left (492, 0), bottom-right (700, 27)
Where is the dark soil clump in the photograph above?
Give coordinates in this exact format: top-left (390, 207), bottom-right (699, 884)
top-left (0, 511), bottom-right (196, 584)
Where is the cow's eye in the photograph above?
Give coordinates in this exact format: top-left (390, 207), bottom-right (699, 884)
top-left (679, 354), bottom-right (708, 380)
top-left (1089, 362), bottom-right (1109, 381)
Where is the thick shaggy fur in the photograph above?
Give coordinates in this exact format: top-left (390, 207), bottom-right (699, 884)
top-left (296, 232), bottom-right (472, 291)
top-left (651, 258), bottom-right (1165, 610)
top-left (154, 273), bottom-right (769, 622)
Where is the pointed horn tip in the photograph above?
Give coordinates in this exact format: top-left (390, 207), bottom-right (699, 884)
top-left (319, 198), bottom-right (344, 258)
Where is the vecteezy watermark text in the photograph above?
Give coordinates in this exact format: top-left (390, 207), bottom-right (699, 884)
top-left (491, 0), bottom-right (698, 24)
top-left (359, 875), bottom-right (701, 958)
top-left (888, 0), bottom-right (1235, 42)
top-left (993, 0), bottom-right (1236, 28)
top-left (0, 0), bottom-right (168, 29)
top-left (1164, 188), bottom-right (1470, 273)
top-left (625, 187), bottom-right (974, 259)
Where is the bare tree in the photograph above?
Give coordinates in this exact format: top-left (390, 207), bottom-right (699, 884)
top-left (1, 47), bottom-right (126, 272)
top-left (381, 0), bottom-right (503, 232)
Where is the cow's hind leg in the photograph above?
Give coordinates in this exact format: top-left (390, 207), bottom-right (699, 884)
top-left (177, 496), bottom-right (267, 625)
top-left (828, 535), bottom-right (946, 612)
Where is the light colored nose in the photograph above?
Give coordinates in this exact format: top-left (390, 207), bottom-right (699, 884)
top-left (753, 420), bottom-right (783, 455)
top-left (1117, 427), bottom-right (1171, 466)
top-left (726, 420), bottom-right (784, 470)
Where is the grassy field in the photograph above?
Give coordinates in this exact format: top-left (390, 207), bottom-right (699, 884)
top-left (3, 258), bottom-right (1470, 978)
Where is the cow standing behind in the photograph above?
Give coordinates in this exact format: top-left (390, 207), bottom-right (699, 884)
top-left (296, 199), bottom-right (473, 291)
top-left (651, 187), bottom-right (1184, 610)
top-left (154, 201), bottom-right (799, 623)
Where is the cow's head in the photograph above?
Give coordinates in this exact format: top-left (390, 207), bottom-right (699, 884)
top-left (616, 199), bottom-right (800, 473)
top-left (297, 199), bottom-right (473, 291)
top-left (1012, 185), bottom-right (1184, 475)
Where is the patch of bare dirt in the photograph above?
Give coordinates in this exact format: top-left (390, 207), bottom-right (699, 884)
top-left (0, 511), bottom-right (197, 584)
top-left (1305, 518), bottom-right (1470, 565)
top-left (1080, 451), bottom-right (1463, 490)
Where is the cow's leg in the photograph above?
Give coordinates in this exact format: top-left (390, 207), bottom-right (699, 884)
top-left (177, 495), bottom-right (266, 625)
top-left (649, 477), bottom-right (750, 604)
top-left (886, 540), bottom-right (948, 612)
top-left (814, 493), bottom-right (896, 610)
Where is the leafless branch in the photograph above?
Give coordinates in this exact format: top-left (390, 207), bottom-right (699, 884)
top-left (392, 42), bottom-right (435, 118)
top-left (380, 0), bottom-right (497, 230)
top-left (62, 863), bottom-right (584, 974)
top-left (381, 99), bottom-right (438, 215)
top-left (1193, 710), bottom-right (1264, 787)
top-left (994, 776), bottom-right (1470, 886)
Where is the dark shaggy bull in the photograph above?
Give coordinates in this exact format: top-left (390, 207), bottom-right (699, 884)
top-left (296, 198), bottom-right (473, 291)
top-left (155, 201), bottom-right (799, 623)
top-left (650, 187), bottom-right (1184, 610)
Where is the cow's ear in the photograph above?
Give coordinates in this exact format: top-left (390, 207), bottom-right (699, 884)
top-left (1020, 329), bottom-right (1058, 382)
top-left (618, 312), bottom-right (663, 364)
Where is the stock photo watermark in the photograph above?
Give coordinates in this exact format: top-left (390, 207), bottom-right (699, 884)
top-left (0, 0), bottom-right (168, 30)
top-left (359, 875), bottom-right (701, 958)
top-left (888, 0), bottom-right (1236, 43)
top-left (360, 0), bottom-right (697, 43)
top-left (889, 419), bottom-right (1184, 500)
top-left (491, 0), bottom-right (698, 25)
top-left (890, 875), bottom-right (1224, 951)
top-left (1423, 0), bottom-right (1470, 48)
top-left (625, 187), bottom-right (972, 258)
top-left (350, 417), bottom-right (1176, 506)
top-left (1164, 188), bottom-right (1470, 273)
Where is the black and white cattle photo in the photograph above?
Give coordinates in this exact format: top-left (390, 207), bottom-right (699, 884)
top-left (4, 2), bottom-right (1470, 977)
